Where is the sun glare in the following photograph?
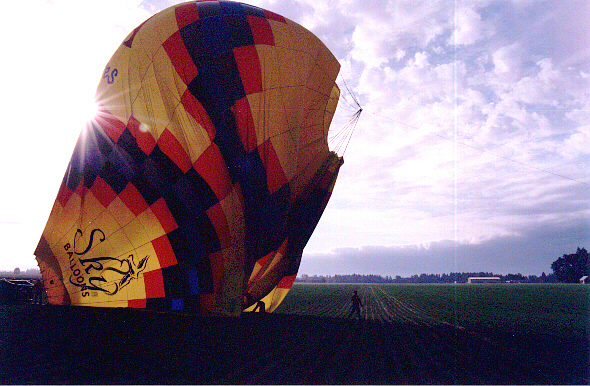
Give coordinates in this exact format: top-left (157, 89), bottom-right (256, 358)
top-left (66, 91), bottom-right (100, 128)
top-left (81, 100), bottom-right (99, 123)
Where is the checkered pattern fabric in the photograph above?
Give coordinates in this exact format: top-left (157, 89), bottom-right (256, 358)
top-left (34, 0), bottom-right (342, 315)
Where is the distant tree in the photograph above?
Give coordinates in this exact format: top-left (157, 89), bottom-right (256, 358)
top-left (13, 268), bottom-right (20, 275)
top-left (540, 272), bottom-right (547, 283)
top-left (545, 272), bottom-right (558, 283)
top-left (504, 273), bottom-right (525, 282)
top-left (551, 247), bottom-right (589, 283)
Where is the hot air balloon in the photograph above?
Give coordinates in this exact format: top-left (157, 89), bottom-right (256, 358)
top-left (34, 0), bottom-right (342, 316)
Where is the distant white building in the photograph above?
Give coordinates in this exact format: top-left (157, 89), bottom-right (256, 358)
top-left (467, 277), bottom-right (501, 284)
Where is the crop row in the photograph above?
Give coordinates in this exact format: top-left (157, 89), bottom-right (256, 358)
top-left (275, 283), bottom-right (589, 336)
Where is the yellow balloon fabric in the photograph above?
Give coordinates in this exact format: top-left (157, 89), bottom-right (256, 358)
top-left (34, 0), bottom-right (343, 315)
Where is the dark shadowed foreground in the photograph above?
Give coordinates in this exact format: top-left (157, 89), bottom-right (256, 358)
top-left (0, 304), bottom-right (587, 384)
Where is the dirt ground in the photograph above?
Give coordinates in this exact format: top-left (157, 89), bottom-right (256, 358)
top-left (1, 304), bottom-right (587, 384)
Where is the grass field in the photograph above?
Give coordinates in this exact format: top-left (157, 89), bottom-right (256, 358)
top-left (276, 283), bottom-right (589, 336)
top-left (1, 283), bottom-right (588, 384)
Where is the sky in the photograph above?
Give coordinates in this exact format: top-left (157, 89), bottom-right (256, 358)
top-left (0, 0), bottom-right (588, 277)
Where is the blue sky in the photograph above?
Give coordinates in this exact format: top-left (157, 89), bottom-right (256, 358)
top-left (0, 0), bottom-right (588, 276)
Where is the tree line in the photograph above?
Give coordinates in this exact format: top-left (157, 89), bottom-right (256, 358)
top-left (296, 247), bottom-right (589, 284)
top-left (295, 272), bottom-right (557, 284)
top-left (0, 268), bottom-right (41, 279)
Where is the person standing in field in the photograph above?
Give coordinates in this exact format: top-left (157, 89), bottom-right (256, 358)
top-left (348, 290), bottom-right (363, 318)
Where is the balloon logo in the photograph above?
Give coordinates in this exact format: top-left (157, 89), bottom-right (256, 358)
top-left (35, 0), bottom-right (342, 315)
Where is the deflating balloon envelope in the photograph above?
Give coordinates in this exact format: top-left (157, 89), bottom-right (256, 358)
top-left (34, 0), bottom-right (342, 315)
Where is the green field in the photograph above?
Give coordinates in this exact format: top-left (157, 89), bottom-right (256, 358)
top-left (276, 283), bottom-right (590, 337)
top-left (1, 283), bottom-right (588, 384)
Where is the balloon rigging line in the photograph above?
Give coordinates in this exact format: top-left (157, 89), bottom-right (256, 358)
top-left (337, 102), bottom-right (359, 112)
top-left (341, 108), bottom-right (362, 155)
top-left (341, 75), bottom-right (361, 109)
top-left (329, 76), bottom-right (363, 155)
top-left (330, 105), bottom-right (361, 153)
top-left (369, 111), bottom-right (589, 186)
top-left (331, 108), bottom-right (362, 155)
top-left (337, 93), bottom-right (358, 112)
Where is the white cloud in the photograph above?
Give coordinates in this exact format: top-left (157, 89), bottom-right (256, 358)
top-left (395, 49), bottom-right (406, 61)
top-left (562, 125), bottom-right (590, 156)
top-left (452, 6), bottom-right (494, 46)
top-left (492, 43), bottom-right (524, 77)
top-left (345, 0), bottom-right (454, 67)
